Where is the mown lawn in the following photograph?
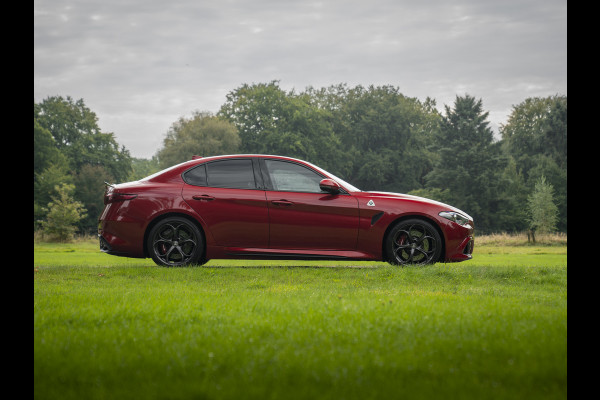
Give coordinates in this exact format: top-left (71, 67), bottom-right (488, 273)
top-left (34, 239), bottom-right (567, 400)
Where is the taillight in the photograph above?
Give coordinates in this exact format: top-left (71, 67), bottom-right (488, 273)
top-left (104, 193), bottom-right (137, 204)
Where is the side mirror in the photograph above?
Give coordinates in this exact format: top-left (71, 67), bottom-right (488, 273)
top-left (319, 178), bottom-right (341, 194)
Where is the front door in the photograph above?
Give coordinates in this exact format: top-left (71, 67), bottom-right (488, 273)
top-left (261, 159), bottom-right (359, 250)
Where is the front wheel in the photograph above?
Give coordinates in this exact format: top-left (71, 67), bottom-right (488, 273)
top-left (147, 217), bottom-right (205, 267)
top-left (385, 219), bottom-right (442, 266)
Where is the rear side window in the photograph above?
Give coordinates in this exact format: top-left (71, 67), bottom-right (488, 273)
top-left (206, 159), bottom-right (256, 189)
top-left (183, 164), bottom-right (207, 186)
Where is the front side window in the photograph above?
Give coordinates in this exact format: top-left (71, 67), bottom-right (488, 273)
top-left (264, 160), bottom-right (324, 193)
top-left (206, 159), bottom-right (256, 189)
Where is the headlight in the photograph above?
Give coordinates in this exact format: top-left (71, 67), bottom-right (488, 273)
top-left (439, 211), bottom-right (470, 226)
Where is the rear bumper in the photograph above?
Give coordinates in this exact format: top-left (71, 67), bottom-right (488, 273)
top-left (98, 234), bottom-right (112, 253)
top-left (98, 219), bottom-right (146, 258)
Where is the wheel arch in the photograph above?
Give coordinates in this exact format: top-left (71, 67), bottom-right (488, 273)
top-left (381, 214), bottom-right (446, 263)
top-left (143, 212), bottom-right (207, 259)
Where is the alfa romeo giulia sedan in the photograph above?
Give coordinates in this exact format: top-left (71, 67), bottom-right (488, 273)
top-left (98, 154), bottom-right (474, 267)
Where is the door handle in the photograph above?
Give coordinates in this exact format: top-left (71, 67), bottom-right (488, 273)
top-left (271, 200), bottom-right (293, 206)
top-left (192, 195), bottom-right (215, 201)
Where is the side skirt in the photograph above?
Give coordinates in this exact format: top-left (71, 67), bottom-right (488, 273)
top-left (206, 246), bottom-right (379, 261)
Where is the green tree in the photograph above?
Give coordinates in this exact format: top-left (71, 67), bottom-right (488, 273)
top-left (499, 95), bottom-right (567, 231)
top-left (34, 162), bottom-right (74, 230)
top-left (156, 111), bottom-right (240, 169)
top-left (494, 157), bottom-right (529, 232)
top-left (542, 96), bottom-right (567, 169)
top-left (128, 156), bottom-right (161, 181)
top-left (407, 187), bottom-right (453, 205)
top-left (34, 118), bottom-right (67, 177)
top-left (219, 82), bottom-right (342, 172)
top-left (500, 95), bottom-right (567, 180)
top-left (73, 164), bottom-right (114, 234)
top-left (34, 96), bottom-right (132, 182)
top-left (34, 96), bottom-right (134, 233)
top-left (425, 95), bottom-right (506, 232)
top-left (527, 176), bottom-right (558, 234)
top-left (303, 84), bottom-right (441, 191)
top-left (219, 81), bottom-right (289, 154)
top-left (271, 91), bottom-right (342, 172)
top-left (40, 184), bottom-right (87, 242)
top-left (526, 154), bottom-right (567, 232)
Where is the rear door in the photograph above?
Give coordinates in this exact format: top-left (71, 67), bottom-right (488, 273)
top-left (181, 158), bottom-right (269, 247)
top-left (261, 158), bottom-right (359, 250)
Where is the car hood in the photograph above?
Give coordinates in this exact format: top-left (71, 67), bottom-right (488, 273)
top-left (360, 191), bottom-right (473, 221)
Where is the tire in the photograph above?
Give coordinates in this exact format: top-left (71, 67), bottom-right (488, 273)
top-left (147, 216), bottom-right (205, 267)
top-left (385, 219), bottom-right (442, 266)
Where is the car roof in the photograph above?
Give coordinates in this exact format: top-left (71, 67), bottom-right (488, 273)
top-left (142, 154), bottom-right (311, 183)
top-left (189, 154), bottom-right (306, 162)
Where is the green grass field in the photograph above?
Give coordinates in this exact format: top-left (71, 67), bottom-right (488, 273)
top-left (34, 238), bottom-right (567, 400)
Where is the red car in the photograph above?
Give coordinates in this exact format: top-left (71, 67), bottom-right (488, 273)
top-left (99, 154), bottom-right (474, 267)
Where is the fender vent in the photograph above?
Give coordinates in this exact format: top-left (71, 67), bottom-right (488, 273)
top-left (371, 212), bottom-right (384, 226)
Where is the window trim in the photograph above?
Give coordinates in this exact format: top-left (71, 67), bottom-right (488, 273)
top-left (182, 157), bottom-right (261, 190)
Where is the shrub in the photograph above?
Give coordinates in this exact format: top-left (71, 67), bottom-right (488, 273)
top-left (40, 184), bottom-right (87, 242)
top-left (527, 175), bottom-right (559, 234)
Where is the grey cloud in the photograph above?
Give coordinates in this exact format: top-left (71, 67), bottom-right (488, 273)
top-left (34, 0), bottom-right (566, 158)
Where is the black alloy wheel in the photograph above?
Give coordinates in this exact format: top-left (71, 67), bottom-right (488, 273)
top-left (147, 217), bottom-right (205, 267)
top-left (385, 219), bottom-right (442, 266)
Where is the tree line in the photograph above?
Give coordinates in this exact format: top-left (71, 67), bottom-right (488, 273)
top-left (34, 82), bottom-right (566, 239)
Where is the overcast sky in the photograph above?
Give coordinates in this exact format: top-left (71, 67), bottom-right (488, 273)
top-left (34, 0), bottom-right (567, 159)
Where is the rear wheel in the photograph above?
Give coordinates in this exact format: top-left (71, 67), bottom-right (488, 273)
top-left (385, 219), bottom-right (442, 266)
top-left (147, 217), bottom-right (205, 267)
